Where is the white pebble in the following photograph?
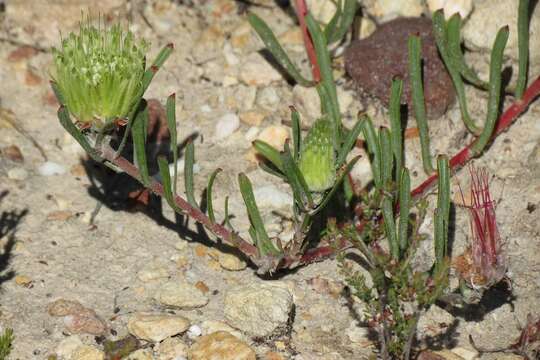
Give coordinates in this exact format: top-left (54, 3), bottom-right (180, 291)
top-left (187, 324), bottom-right (202, 339)
top-left (214, 113), bottom-right (240, 140)
top-left (200, 105), bottom-right (212, 113)
top-left (253, 185), bottom-right (293, 210)
top-left (427, 0), bottom-right (473, 19)
top-left (244, 127), bottom-right (260, 141)
top-left (38, 161), bottom-right (66, 176)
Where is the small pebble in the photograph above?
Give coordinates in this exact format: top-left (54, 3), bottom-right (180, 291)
top-left (187, 324), bottom-right (202, 339)
top-left (254, 186), bottom-right (293, 210)
top-left (256, 87), bottom-right (280, 110)
top-left (14, 275), bottom-right (32, 287)
top-left (55, 335), bottom-right (83, 359)
top-left (1, 145), bottom-right (24, 162)
top-left (127, 313), bottom-right (191, 343)
top-left (244, 127), bottom-right (260, 141)
top-left (156, 337), bottom-right (188, 360)
top-left (38, 161), bottom-right (67, 176)
top-left (427, 0), bottom-right (474, 19)
top-left (188, 331), bottom-right (256, 360)
top-left (7, 168), bottom-right (28, 181)
top-left (155, 280), bottom-right (209, 308)
top-left (240, 111), bottom-right (265, 126)
top-left (214, 113), bottom-right (240, 140)
top-left (224, 282), bottom-right (294, 337)
top-left (72, 345), bottom-right (105, 360)
top-left (256, 126), bottom-right (289, 151)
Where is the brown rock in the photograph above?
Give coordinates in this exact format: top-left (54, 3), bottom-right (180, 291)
top-left (48, 299), bottom-right (107, 335)
top-left (195, 281), bottom-right (210, 294)
top-left (189, 331), bottom-right (256, 360)
top-left (1, 145), bottom-right (24, 162)
top-left (345, 17), bottom-right (455, 119)
top-left (7, 45), bottom-right (38, 62)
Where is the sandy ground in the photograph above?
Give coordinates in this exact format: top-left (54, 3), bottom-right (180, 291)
top-left (0, 0), bottom-right (539, 359)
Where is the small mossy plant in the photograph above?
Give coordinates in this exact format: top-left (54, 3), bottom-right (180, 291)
top-left (0, 328), bottom-right (14, 360)
top-left (52, 3), bottom-right (538, 359)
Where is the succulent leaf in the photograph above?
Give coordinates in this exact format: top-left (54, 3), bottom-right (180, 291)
top-left (298, 118), bottom-right (336, 192)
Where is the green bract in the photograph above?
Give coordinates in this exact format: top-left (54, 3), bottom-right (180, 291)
top-left (52, 22), bottom-right (148, 127)
top-left (298, 118), bottom-right (336, 192)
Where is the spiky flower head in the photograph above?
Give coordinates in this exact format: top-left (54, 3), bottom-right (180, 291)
top-left (51, 21), bottom-right (148, 128)
top-left (298, 118), bottom-right (336, 192)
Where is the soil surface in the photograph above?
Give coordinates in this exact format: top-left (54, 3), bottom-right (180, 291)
top-left (0, 1), bottom-right (538, 359)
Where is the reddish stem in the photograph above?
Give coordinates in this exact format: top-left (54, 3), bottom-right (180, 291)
top-left (411, 75), bottom-right (540, 200)
top-left (99, 145), bottom-right (259, 259)
top-left (295, 0), bottom-right (321, 82)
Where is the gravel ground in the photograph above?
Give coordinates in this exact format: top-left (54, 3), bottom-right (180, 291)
top-left (0, 1), bottom-right (538, 359)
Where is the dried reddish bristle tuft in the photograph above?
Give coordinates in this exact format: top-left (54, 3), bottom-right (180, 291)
top-left (457, 166), bottom-right (506, 288)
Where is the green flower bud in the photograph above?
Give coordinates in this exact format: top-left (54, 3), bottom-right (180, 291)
top-left (298, 118), bottom-right (336, 192)
top-left (51, 22), bottom-right (148, 128)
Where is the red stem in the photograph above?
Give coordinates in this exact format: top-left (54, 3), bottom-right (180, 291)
top-left (295, 0), bottom-right (321, 82)
top-left (411, 75), bottom-right (540, 199)
top-left (100, 145), bottom-right (259, 259)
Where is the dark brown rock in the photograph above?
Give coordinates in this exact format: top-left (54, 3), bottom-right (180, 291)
top-left (345, 17), bottom-right (455, 119)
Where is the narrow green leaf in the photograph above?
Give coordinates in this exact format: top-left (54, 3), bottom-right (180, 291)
top-left (408, 35), bottom-right (434, 174)
top-left (238, 173), bottom-right (280, 256)
top-left (389, 78), bottom-right (403, 183)
top-left (50, 81), bottom-right (66, 106)
top-left (115, 45), bottom-right (173, 158)
top-left (434, 155), bottom-right (450, 271)
top-left (306, 14), bottom-right (341, 147)
top-left (157, 155), bottom-right (181, 212)
top-left (57, 106), bottom-right (102, 162)
top-left (361, 117), bottom-right (382, 190)
top-left (382, 195), bottom-right (399, 259)
top-left (516, 0), bottom-right (530, 99)
top-left (282, 142), bottom-right (313, 210)
top-left (327, 0), bottom-right (357, 44)
top-left (252, 140), bottom-right (284, 173)
top-left (337, 114), bottom-right (364, 168)
top-left (379, 127), bottom-right (393, 189)
top-left (166, 93), bottom-right (179, 195)
top-left (398, 168), bottom-right (411, 254)
top-left (291, 107), bottom-right (301, 161)
top-left (248, 13), bottom-right (314, 87)
top-left (248, 225), bottom-right (259, 246)
top-left (206, 168), bottom-right (222, 224)
top-left (131, 100), bottom-right (151, 186)
top-left (184, 140), bottom-right (198, 208)
top-left (259, 162), bottom-right (288, 180)
top-left (141, 43), bottom-right (173, 93)
top-left (445, 13), bottom-right (488, 89)
top-left (471, 26), bottom-right (509, 155)
top-left (324, 0), bottom-right (342, 41)
top-left (446, 13), bottom-right (482, 134)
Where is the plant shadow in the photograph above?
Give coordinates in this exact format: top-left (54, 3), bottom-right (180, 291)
top-left (79, 103), bottom-right (256, 269)
top-left (0, 190), bottom-right (28, 289)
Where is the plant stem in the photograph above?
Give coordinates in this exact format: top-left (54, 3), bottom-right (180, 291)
top-left (411, 75), bottom-right (540, 200)
top-left (99, 144), bottom-right (259, 259)
top-left (295, 0), bottom-right (321, 82)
